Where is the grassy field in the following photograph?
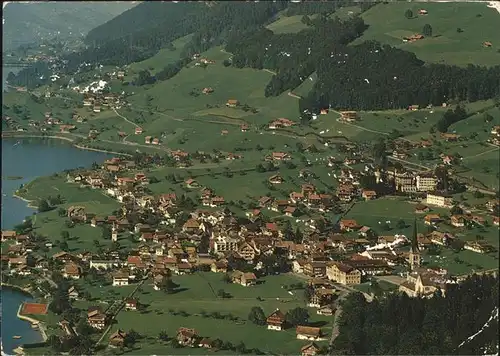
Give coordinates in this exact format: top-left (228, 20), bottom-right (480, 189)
top-left (266, 14), bottom-right (312, 34)
top-left (126, 34), bottom-right (194, 75)
top-left (352, 2), bottom-right (500, 66)
top-left (110, 272), bottom-right (330, 355)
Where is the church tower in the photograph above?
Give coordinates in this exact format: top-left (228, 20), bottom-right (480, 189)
top-left (409, 218), bottom-right (421, 270)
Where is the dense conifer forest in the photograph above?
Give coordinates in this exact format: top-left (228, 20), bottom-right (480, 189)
top-left (332, 274), bottom-right (499, 355)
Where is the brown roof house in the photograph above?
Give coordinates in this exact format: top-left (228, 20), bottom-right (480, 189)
top-left (301, 342), bottom-right (321, 356)
top-left (266, 309), bottom-right (286, 331)
top-left (231, 270), bottom-right (257, 287)
top-left (88, 309), bottom-right (107, 330)
top-left (296, 326), bottom-right (323, 341)
top-left (109, 329), bottom-right (127, 347)
top-left (176, 327), bottom-right (198, 347)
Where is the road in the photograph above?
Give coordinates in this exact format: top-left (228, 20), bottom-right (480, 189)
top-left (112, 106), bottom-right (140, 128)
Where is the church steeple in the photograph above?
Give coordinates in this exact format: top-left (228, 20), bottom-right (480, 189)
top-left (409, 218), bottom-right (420, 270)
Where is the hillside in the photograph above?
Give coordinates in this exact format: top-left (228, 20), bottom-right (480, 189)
top-left (2, 1), bottom-right (138, 51)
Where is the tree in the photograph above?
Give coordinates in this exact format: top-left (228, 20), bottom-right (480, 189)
top-left (158, 330), bottom-right (169, 341)
top-left (38, 198), bottom-right (51, 212)
top-left (248, 306), bottom-right (266, 325)
top-left (396, 219), bottom-right (407, 230)
top-left (60, 230), bottom-right (70, 240)
top-left (450, 205), bottom-right (463, 215)
top-left (423, 24), bottom-right (433, 37)
top-left (405, 9), bottom-right (413, 19)
top-left (223, 59), bottom-right (231, 67)
top-left (217, 289), bottom-right (227, 299)
top-left (285, 307), bottom-right (309, 327)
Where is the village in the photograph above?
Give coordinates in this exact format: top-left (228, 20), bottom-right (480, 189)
top-left (2, 137), bottom-right (499, 354)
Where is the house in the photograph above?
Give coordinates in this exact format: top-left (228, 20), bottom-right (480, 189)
top-left (303, 261), bottom-right (326, 278)
top-left (424, 214), bottom-right (442, 225)
top-left (451, 215), bottom-right (465, 227)
top-left (296, 326), bottom-right (323, 341)
top-left (112, 271), bottom-right (129, 286)
top-left (177, 327), bottom-right (198, 347)
top-left (339, 219), bottom-right (358, 232)
top-left (185, 178), bottom-right (199, 188)
top-left (241, 124), bottom-right (249, 132)
top-left (339, 111), bottom-right (358, 122)
top-left (415, 204), bottom-right (430, 214)
top-left (68, 286), bottom-right (80, 300)
top-left (226, 99), bottom-right (239, 107)
top-left (426, 192), bottom-right (453, 208)
top-left (231, 270), bottom-right (257, 286)
top-left (266, 309), bottom-right (286, 331)
top-left (198, 338), bottom-right (213, 348)
top-left (408, 105), bottom-right (419, 111)
top-left (109, 329), bottom-right (127, 347)
top-left (361, 190), bottom-right (377, 200)
top-left (483, 41), bottom-right (492, 48)
top-left (125, 298), bottom-right (137, 311)
top-left (301, 342), bottom-right (321, 356)
top-left (145, 136), bottom-right (152, 144)
top-left (135, 127), bottom-right (143, 135)
top-left (284, 206), bottom-right (296, 217)
top-left (221, 129), bottom-right (229, 135)
top-left (211, 260), bottom-right (228, 273)
top-left (88, 309), bottom-right (107, 329)
top-left (271, 152), bottom-right (291, 161)
top-left (326, 263), bottom-right (361, 285)
top-left (464, 241), bottom-right (494, 254)
top-left (399, 268), bottom-right (448, 298)
top-left (202, 87), bottom-right (214, 94)
top-left (419, 9), bottom-right (428, 15)
top-left (308, 288), bottom-right (335, 308)
top-left (269, 174), bottom-right (284, 184)
top-left (63, 262), bottom-right (81, 279)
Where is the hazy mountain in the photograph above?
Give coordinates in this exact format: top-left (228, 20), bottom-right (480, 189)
top-left (2, 1), bottom-right (139, 50)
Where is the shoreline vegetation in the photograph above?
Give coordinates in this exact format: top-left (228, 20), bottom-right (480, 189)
top-left (12, 192), bottom-right (38, 209)
top-left (1, 132), bottom-right (132, 157)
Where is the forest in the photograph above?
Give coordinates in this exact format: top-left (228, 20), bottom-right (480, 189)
top-left (332, 274), bottom-right (499, 355)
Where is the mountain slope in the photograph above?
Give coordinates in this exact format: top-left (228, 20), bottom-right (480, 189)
top-left (2, 1), bottom-right (139, 50)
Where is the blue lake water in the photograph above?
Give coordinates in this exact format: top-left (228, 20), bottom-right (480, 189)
top-left (1, 138), bottom-right (112, 354)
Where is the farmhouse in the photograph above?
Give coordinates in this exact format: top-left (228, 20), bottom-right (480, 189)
top-left (301, 342), bottom-right (321, 356)
top-left (109, 329), bottom-right (127, 347)
top-left (231, 270), bottom-right (257, 286)
top-left (339, 111), bottom-right (358, 122)
top-left (296, 326), bottom-right (323, 341)
top-left (88, 309), bottom-right (107, 329)
top-left (226, 99), bottom-right (239, 107)
top-left (266, 309), bottom-right (286, 331)
top-left (177, 327), bottom-right (198, 346)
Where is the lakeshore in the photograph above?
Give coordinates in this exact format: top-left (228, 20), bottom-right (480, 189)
top-left (1, 132), bottom-right (132, 157)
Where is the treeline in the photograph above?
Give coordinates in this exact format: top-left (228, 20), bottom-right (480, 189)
top-left (226, 16), bottom-right (368, 97)
top-left (332, 274), bottom-right (499, 355)
top-left (305, 41), bottom-right (500, 111)
top-left (435, 104), bottom-right (467, 133)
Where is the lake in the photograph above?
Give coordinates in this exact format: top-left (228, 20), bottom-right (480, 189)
top-left (1, 138), bottom-right (112, 354)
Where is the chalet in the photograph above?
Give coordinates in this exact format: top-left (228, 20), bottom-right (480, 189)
top-left (317, 306), bottom-right (334, 316)
top-left (241, 124), bottom-right (249, 132)
top-left (415, 204), bottom-right (430, 214)
top-left (231, 270), bottom-right (257, 286)
top-left (308, 288), bottom-right (335, 308)
top-left (296, 326), bottom-right (323, 341)
top-left (269, 174), bottom-right (284, 184)
top-left (109, 329), bottom-right (127, 347)
top-left (177, 327), bottom-right (198, 347)
top-left (183, 219), bottom-right (200, 233)
top-left (171, 150), bottom-right (189, 161)
top-left (145, 136), bottom-right (152, 144)
top-left (339, 219), bottom-right (358, 232)
top-left (63, 262), bottom-right (81, 279)
top-left (210, 196), bottom-right (225, 207)
top-left (361, 190), bottom-right (377, 200)
top-left (259, 196), bottom-right (273, 208)
top-left (112, 271), bottom-right (129, 286)
top-left (419, 9), bottom-right (428, 15)
top-left (88, 309), bottom-right (107, 329)
top-left (135, 127), bottom-right (143, 135)
top-left (185, 178), bottom-right (199, 188)
top-left (221, 129), bottom-right (229, 135)
top-left (303, 261), bottom-right (327, 278)
top-left (266, 309), bottom-right (286, 331)
top-left (339, 111), bottom-right (358, 122)
top-left (440, 133), bottom-right (460, 142)
top-left (464, 241), bottom-right (494, 254)
top-left (285, 206), bottom-right (297, 217)
top-left (424, 214), bottom-right (442, 225)
top-left (1, 230), bottom-right (17, 241)
top-left (198, 338), bottom-right (213, 349)
top-left (301, 342), bottom-right (321, 356)
top-left (226, 99), bottom-right (239, 107)
top-left (202, 87), bottom-right (214, 94)
top-left (59, 124), bottom-right (76, 133)
top-left (408, 105), bottom-right (419, 111)
top-left (483, 41), bottom-right (492, 48)
top-left (93, 105), bottom-right (101, 113)
top-left (451, 215), bottom-right (466, 227)
top-left (271, 152), bottom-right (291, 161)
top-left (68, 286), bottom-right (80, 300)
top-left (211, 260), bottom-right (228, 273)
